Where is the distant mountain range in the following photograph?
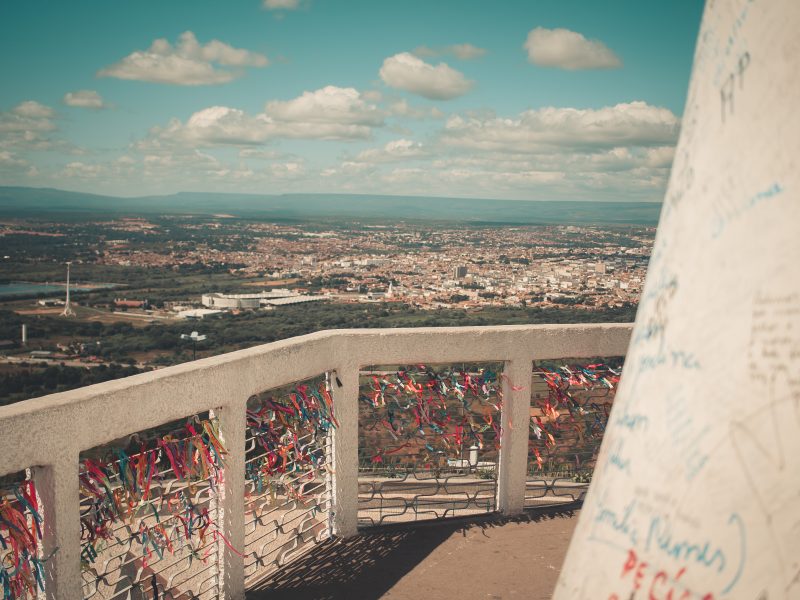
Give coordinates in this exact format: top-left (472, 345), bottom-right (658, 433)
top-left (0, 186), bottom-right (662, 225)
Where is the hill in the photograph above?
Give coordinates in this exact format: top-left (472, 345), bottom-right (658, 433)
top-left (0, 186), bottom-right (662, 225)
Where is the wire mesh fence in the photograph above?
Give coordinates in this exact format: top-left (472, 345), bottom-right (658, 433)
top-left (357, 363), bottom-right (504, 527)
top-left (79, 414), bottom-right (225, 600)
top-left (526, 359), bottom-right (623, 508)
top-left (8, 356), bottom-right (625, 598)
top-left (243, 376), bottom-right (334, 585)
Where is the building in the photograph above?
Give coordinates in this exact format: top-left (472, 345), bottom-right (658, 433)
top-left (453, 265), bottom-right (468, 279)
top-left (177, 308), bottom-right (224, 319)
top-left (201, 294), bottom-right (260, 309)
top-left (201, 289), bottom-right (297, 309)
top-left (114, 298), bottom-right (148, 309)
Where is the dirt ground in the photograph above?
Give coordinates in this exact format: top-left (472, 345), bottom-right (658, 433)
top-left (12, 304), bottom-right (161, 327)
top-left (247, 507), bottom-right (579, 600)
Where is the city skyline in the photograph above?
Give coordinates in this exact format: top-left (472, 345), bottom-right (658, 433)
top-left (0, 1), bottom-right (703, 201)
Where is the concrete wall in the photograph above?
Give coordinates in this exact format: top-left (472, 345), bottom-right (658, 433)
top-left (0, 323), bottom-right (631, 599)
top-left (555, 1), bottom-right (800, 599)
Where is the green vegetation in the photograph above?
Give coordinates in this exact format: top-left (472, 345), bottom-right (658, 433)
top-left (0, 302), bottom-right (635, 405)
top-left (6, 303), bottom-right (635, 358)
top-left (1, 363), bottom-right (150, 404)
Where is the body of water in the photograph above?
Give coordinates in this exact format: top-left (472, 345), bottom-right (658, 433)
top-left (0, 282), bottom-right (117, 299)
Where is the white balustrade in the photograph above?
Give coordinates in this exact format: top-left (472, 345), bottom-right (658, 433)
top-left (0, 323), bottom-right (631, 599)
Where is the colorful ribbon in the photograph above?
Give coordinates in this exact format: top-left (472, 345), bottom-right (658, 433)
top-left (0, 479), bottom-right (50, 600)
top-left (79, 418), bottom-right (233, 573)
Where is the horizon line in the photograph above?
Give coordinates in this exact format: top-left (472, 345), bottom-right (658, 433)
top-left (0, 184), bottom-right (664, 205)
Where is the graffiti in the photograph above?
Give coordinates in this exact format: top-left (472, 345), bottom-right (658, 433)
top-left (608, 548), bottom-right (718, 600)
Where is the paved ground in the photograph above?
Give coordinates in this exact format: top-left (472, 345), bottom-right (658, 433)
top-left (246, 506), bottom-right (579, 600)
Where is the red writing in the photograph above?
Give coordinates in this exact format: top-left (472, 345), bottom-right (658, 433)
top-left (612, 549), bottom-right (716, 600)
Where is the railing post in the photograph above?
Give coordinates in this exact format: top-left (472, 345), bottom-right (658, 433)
top-left (330, 362), bottom-right (360, 537)
top-left (34, 455), bottom-right (82, 600)
top-left (497, 355), bottom-right (532, 515)
top-left (216, 401), bottom-right (246, 599)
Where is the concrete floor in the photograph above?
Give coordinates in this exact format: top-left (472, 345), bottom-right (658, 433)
top-left (246, 506), bottom-right (579, 600)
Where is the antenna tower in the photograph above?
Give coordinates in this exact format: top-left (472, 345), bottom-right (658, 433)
top-left (61, 261), bottom-right (76, 317)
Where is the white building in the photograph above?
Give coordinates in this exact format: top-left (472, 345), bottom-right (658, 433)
top-left (201, 289), bottom-right (298, 309)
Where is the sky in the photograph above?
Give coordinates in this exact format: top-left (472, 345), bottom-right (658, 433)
top-left (0, 0), bottom-right (704, 201)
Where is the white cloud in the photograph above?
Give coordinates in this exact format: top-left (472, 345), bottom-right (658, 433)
top-left (362, 90), bottom-right (383, 103)
top-left (0, 150), bottom-right (29, 168)
top-left (11, 101), bottom-right (55, 120)
top-left (0, 101), bottom-right (58, 150)
top-left (319, 159), bottom-right (378, 181)
top-left (184, 107), bottom-right (274, 144)
top-left (98, 31), bottom-right (268, 85)
top-left (381, 167), bottom-right (427, 184)
top-left (524, 27), bottom-right (621, 70)
top-left (62, 161), bottom-right (105, 178)
top-left (142, 86), bottom-right (384, 148)
top-left (5, 135), bottom-right (314, 194)
top-left (22, 127), bottom-right (675, 201)
top-left (431, 145), bottom-right (675, 178)
top-left (411, 46), bottom-right (438, 58)
top-left (449, 43), bottom-right (487, 60)
top-left (0, 149), bottom-right (37, 180)
top-left (238, 148), bottom-right (286, 160)
top-left (63, 90), bottom-right (107, 109)
top-left (413, 43), bottom-right (487, 60)
top-left (265, 86), bottom-right (383, 127)
top-left (263, 0), bottom-right (300, 9)
top-left (387, 99), bottom-right (444, 120)
top-left (365, 156), bottom-right (664, 200)
top-left (442, 102), bottom-right (679, 153)
top-left (314, 99), bottom-right (678, 201)
top-left (269, 161), bottom-right (305, 178)
top-left (354, 139), bottom-right (428, 163)
top-left (114, 155), bottom-right (136, 167)
top-left (379, 53), bottom-right (473, 100)
top-left (144, 107), bottom-right (273, 147)
top-left (644, 145), bottom-right (676, 167)
top-left (0, 102), bottom-right (56, 134)
top-left (141, 149), bottom-right (219, 169)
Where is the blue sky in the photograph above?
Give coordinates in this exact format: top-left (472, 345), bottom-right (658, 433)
top-left (0, 0), bottom-right (704, 201)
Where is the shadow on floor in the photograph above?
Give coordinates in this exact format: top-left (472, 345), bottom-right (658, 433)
top-left (245, 504), bottom-right (578, 600)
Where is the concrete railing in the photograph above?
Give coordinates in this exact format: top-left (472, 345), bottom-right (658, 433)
top-left (0, 323), bottom-right (632, 599)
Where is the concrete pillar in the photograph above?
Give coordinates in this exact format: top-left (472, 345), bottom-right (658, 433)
top-left (330, 363), bottom-right (360, 537)
top-left (34, 456), bottom-right (82, 600)
top-left (215, 402), bottom-right (247, 600)
top-left (497, 356), bottom-right (532, 515)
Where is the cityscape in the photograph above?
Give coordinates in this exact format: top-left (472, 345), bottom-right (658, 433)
top-left (12, 217), bottom-right (652, 306)
top-left (6, 2), bottom-right (782, 600)
top-left (0, 214), bottom-right (649, 403)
